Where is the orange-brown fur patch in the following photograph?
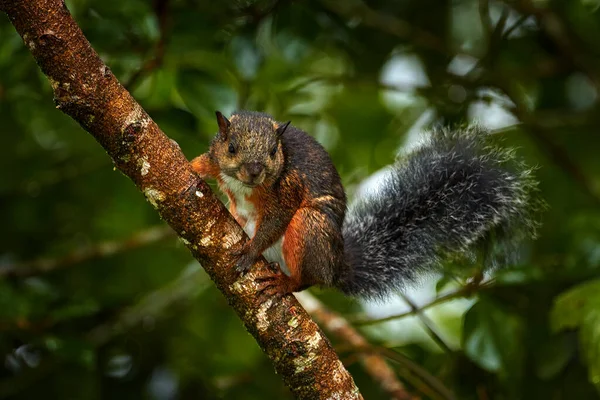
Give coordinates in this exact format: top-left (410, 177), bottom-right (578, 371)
top-left (245, 186), bottom-right (268, 230)
top-left (282, 215), bottom-right (305, 286)
top-left (190, 153), bottom-right (220, 179)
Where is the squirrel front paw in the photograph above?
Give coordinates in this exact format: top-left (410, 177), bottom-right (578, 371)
top-left (232, 247), bottom-right (257, 273)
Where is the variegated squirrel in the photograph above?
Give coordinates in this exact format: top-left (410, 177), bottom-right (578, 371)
top-left (191, 111), bottom-right (538, 299)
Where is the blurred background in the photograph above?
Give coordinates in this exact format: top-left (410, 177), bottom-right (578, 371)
top-left (1, 0), bottom-right (600, 398)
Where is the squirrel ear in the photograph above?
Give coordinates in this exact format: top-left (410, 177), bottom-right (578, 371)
top-left (215, 111), bottom-right (231, 140)
top-left (276, 121), bottom-right (291, 137)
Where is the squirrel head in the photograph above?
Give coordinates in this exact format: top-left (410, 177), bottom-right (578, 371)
top-left (209, 111), bottom-right (290, 188)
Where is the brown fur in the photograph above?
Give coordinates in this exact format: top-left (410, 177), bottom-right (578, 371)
top-left (190, 111), bottom-right (346, 297)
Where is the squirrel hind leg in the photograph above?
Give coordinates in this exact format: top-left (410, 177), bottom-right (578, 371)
top-left (282, 207), bottom-right (344, 290)
top-left (253, 233), bottom-right (308, 298)
top-left (255, 207), bottom-right (344, 298)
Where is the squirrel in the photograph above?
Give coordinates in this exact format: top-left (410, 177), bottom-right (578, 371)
top-left (191, 110), bottom-right (539, 299)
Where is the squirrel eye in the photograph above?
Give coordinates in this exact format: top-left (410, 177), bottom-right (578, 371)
top-left (270, 145), bottom-right (277, 157)
top-left (228, 143), bottom-right (236, 154)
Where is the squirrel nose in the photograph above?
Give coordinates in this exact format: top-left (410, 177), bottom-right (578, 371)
top-left (245, 162), bottom-right (264, 179)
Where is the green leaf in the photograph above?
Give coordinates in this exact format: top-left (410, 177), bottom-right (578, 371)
top-left (581, 309), bottom-right (600, 391)
top-left (463, 299), bottom-right (524, 375)
top-left (551, 280), bottom-right (600, 391)
top-left (551, 279), bottom-right (600, 332)
top-left (533, 334), bottom-right (576, 380)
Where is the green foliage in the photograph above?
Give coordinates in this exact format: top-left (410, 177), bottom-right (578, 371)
top-left (552, 280), bottom-right (600, 391)
top-left (1, 0), bottom-right (600, 398)
top-left (463, 298), bottom-right (524, 377)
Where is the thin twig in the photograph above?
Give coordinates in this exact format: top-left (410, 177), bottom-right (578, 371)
top-left (88, 263), bottom-right (209, 346)
top-left (337, 345), bottom-right (457, 400)
top-left (353, 281), bottom-right (493, 326)
top-left (320, 0), bottom-right (449, 55)
top-left (491, 6), bottom-right (510, 48)
top-left (297, 292), bottom-right (419, 400)
top-left (0, 226), bottom-right (175, 278)
top-left (124, 0), bottom-right (170, 90)
top-left (502, 14), bottom-right (529, 39)
top-left (493, 80), bottom-right (600, 207)
top-left (506, 0), bottom-right (600, 92)
top-left (243, 0), bottom-right (285, 24)
top-left (478, 0), bottom-right (492, 36)
top-left (3, 158), bottom-right (109, 199)
top-left (468, 2), bottom-right (600, 207)
top-left (377, 347), bottom-right (456, 400)
top-left (467, 4), bottom-right (510, 77)
top-left (398, 293), bottom-right (453, 354)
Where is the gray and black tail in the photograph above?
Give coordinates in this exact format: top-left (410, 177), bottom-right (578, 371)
top-left (339, 126), bottom-right (541, 299)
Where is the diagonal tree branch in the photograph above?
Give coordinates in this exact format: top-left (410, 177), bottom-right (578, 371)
top-left (0, 0), bottom-right (361, 398)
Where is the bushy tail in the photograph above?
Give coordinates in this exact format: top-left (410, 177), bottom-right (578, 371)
top-left (339, 127), bottom-right (541, 299)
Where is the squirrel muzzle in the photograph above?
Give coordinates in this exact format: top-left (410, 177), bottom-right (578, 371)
top-left (238, 161), bottom-right (265, 186)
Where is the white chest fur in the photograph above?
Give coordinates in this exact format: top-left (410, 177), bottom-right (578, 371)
top-left (220, 173), bottom-right (255, 228)
top-left (219, 174), bottom-right (286, 269)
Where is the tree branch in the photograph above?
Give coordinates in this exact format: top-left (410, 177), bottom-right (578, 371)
top-left (397, 293), bottom-right (453, 354)
top-left (341, 346), bottom-right (456, 400)
top-left (1, 225), bottom-right (174, 278)
top-left (0, 0), bottom-right (361, 398)
top-left (297, 292), bottom-right (419, 400)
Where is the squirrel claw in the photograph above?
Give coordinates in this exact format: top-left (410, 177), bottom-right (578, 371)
top-left (255, 265), bottom-right (291, 300)
top-left (232, 250), bottom-right (256, 273)
top-left (234, 261), bottom-right (251, 274)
